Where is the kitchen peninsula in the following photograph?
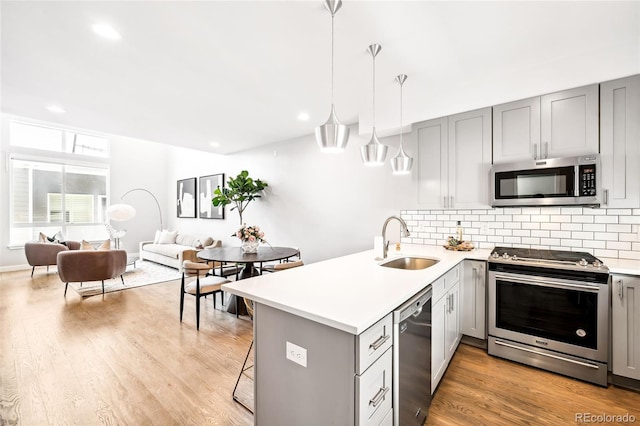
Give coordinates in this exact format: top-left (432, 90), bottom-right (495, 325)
top-left (222, 245), bottom-right (492, 425)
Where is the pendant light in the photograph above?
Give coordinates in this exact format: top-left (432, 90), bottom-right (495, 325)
top-left (391, 74), bottom-right (413, 174)
top-left (315, 0), bottom-right (350, 153)
top-left (360, 44), bottom-right (388, 166)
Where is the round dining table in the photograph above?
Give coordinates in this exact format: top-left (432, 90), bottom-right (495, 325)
top-left (197, 246), bottom-right (299, 315)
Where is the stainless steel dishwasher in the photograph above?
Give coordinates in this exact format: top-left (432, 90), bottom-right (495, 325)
top-left (393, 286), bottom-right (432, 425)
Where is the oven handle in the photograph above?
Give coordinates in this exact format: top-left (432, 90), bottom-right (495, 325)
top-left (494, 340), bottom-right (600, 370)
top-left (494, 273), bottom-right (601, 293)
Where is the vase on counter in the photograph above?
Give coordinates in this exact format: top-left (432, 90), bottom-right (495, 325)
top-left (241, 240), bottom-right (259, 253)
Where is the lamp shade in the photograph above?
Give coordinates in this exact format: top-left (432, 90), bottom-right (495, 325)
top-left (315, 104), bottom-right (350, 153)
top-left (106, 204), bottom-right (137, 221)
top-left (360, 128), bottom-right (388, 166)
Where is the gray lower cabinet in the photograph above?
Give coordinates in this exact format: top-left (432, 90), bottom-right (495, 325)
top-left (600, 74), bottom-right (640, 208)
top-left (611, 274), bottom-right (640, 381)
top-left (431, 264), bottom-right (461, 393)
top-left (254, 303), bottom-right (392, 426)
top-left (461, 260), bottom-right (486, 340)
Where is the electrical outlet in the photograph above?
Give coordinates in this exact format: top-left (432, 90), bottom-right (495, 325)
top-left (286, 341), bottom-right (307, 368)
top-left (480, 223), bottom-right (489, 234)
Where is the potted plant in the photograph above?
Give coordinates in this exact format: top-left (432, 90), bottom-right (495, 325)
top-left (211, 170), bottom-right (268, 224)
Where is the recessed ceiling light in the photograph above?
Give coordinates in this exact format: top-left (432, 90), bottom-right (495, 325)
top-left (209, 141), bottom-right (221, 148)
top-left (46, 105), bottom-right (65, 113)
top-left (92, 23), bottom-right (121, 40)
top-left (297, 112), bottom-right (310, 121)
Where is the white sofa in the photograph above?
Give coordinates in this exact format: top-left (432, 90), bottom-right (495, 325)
top-left (139, 232), bottom-right (221, 272)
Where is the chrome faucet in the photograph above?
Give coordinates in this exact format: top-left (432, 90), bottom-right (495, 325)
top-left (382, 216), bottom-right (411, 258)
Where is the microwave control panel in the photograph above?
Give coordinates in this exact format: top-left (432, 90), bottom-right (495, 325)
top-left (579, 164), bottom-right (597, 196)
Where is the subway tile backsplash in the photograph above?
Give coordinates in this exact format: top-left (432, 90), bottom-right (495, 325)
top-left (400, 207), bottom-right (640, 260)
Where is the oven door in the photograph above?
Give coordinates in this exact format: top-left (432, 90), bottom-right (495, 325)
top-left (488, 270), bottom-right (609, 362)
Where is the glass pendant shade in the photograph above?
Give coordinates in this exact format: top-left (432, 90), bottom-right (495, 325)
top-left (391, 73), bottom-right (413, 174)
top-left (316, 104), bottom-right (350, 153)
top-left (361, 43), bottom-right (387, 166)
top-left (315, 0), bottom-right (350, 153)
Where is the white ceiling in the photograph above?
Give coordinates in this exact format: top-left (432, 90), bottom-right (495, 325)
top-left (2, 1), bottom-right (639, 154)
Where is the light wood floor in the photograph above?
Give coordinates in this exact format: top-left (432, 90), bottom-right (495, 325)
top-left (2, 268), bottom-right (639, 425)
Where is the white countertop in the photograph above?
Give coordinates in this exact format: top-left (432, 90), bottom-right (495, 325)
top-left (601, 257), bottom-right (640, 276)
top-left (222, 245), bottom-right (492, 335)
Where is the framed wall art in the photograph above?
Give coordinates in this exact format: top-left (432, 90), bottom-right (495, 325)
top-left (199, 173), bottom-right (225, 219)
top-left (177, 177), bottom-right (197, 218)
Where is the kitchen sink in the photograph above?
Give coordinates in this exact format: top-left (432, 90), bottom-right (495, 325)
top-left (380, 256), bottom-right (439, 270)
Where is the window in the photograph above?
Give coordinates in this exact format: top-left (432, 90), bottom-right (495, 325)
top-left (9, 121), bottom-right (110, 246)
top-left (10, 121), bottom-right (109, 158)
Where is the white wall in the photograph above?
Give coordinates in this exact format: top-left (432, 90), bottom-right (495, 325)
top-left (109, 136), bottom-right (170, 254)
top-left (166, 125), bottom-right (415, 264)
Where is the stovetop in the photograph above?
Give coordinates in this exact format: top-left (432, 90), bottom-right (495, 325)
top-left (489, 246), bottom-right (608, 273)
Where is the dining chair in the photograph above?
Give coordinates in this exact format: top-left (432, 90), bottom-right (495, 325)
top-left (260, 259), bottom-right (304, 274)
top-left (180, 260), bottom-right (230, 330)
top-left (232, 260), bottom-right (304, 412)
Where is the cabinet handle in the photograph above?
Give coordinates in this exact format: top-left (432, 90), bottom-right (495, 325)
top-left (472, 267), bottom-right (478, 287)
top-left (443, 196), bottom-right (447, 209)
top-left (533, 143), bottom-right (538, 160)
top-left (369, 386), bottom-right (390, 408)
top-left (604, 189), bottom-right (609, 206)
top-left (369, 334), bottom-right (390, 351)
top-left (450, 196), bottom-right (454, 209)
top-left (617, 279), bottom-right (624, 300)
top-left (544, 142), bottom-right (549, 159)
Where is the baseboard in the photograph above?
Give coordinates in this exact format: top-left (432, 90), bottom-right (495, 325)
top-left (461, 335), bottom-right (487, 350)
top-left (610, 374), bottom-right (640, 392)
top-left (0, 264), bottom-right (33, 273)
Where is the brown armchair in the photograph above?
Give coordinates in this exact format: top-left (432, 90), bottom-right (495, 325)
top-left (57, 249), bottom-right (127, 296)
top-left (24, 241), bottom-right (81, 277)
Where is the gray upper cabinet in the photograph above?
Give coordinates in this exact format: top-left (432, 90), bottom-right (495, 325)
top-left (417, 117), bottom-right (448, 208)
top-left (447, 108), bottom-right (492, 209)
top-left (417, 108), bottom-right (492, 209)
top-left (493, 97), bottom-right (541, 163)
top-left (540, 84), bottom-right (599, 158)
top-left (600, 75), bottom-right (640, 208)
top-left (493, 84), bottom-right (599, 163)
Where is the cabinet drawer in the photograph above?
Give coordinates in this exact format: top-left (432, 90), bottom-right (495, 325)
top-left (444, 264), bottom-right (460, 290)
top-left (356, 313), bottom-right (393, 375)
top-left (431, 276), bottom-right (447, 303)
top-left (356, 348), bottom-right (393, 426)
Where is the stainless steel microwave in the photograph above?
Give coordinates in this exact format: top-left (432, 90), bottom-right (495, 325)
top-left (491, 154), bottom-right (601, 207)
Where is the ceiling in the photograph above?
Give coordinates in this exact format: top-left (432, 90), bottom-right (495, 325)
top-left (2, 1), bottom-right (639, 154)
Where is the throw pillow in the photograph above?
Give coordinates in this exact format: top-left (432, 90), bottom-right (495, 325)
top-left (53, 230), bottom-right (65, 242)
top-left (158, 230), bottom-right (178, 244)
top-left (97, 240), bottom-right (111, 250)
top-left (153, 230), bottom-right (162, 244)
top-left (38, 232), bottom-right (48, 243)
top-left (81, 240), bottom-right (95, 250)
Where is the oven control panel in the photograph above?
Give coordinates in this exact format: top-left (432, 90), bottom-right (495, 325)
top-left (578, 164), bottom-right (597, 196)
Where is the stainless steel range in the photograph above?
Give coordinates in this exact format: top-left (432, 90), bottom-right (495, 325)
top-left (487, 247), bottom-right (610, 386)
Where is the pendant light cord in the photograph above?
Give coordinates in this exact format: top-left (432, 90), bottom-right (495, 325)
top-left (372, 54), bottom-right (376, 128)
top-left (331, 12), bottom-right (335, 105)
top-left (399, 80), bottom-right (403, 147)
